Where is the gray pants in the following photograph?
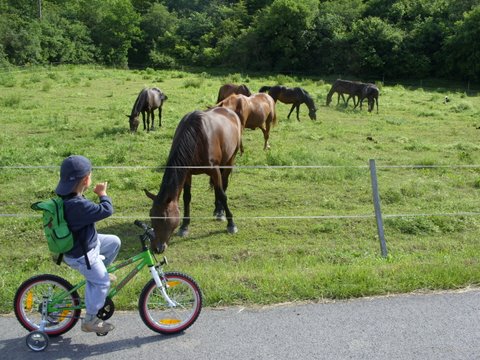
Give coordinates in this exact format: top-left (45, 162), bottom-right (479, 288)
top-left (64, 234), bottom-right (121, 315)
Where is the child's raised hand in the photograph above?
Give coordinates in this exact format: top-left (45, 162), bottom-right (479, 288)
top-left (93, 182), bottom-right (108, 197)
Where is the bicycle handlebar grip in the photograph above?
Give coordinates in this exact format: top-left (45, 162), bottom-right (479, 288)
top-left (134, 220), bottom-right (156, 241)
top-left (134, 220), bottom-right (148, 229)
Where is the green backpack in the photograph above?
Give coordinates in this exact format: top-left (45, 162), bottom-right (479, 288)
top-left (31, 197), bottom-right (74, 255)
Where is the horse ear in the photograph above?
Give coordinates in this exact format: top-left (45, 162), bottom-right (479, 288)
top-left (126, 114), bottom-right (130, 118)
top-left (144, 189), bottom-right (157, 201)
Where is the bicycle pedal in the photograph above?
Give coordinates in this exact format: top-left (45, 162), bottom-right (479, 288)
top-left (96, 332), bottom-right (108, 337)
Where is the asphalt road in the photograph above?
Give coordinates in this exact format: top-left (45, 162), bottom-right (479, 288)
top-left (1, 288), bottom-right (479, 360)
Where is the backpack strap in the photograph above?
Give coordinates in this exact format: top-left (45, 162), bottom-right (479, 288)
top-left (80, 239), bottom-right (91, 270)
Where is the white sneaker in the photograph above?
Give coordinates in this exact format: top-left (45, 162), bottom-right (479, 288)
top-left (81, 317), bottom-right (115, 333)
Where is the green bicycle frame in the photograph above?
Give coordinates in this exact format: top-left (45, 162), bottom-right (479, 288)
top-left (48, 248), bottom-right (158, 313)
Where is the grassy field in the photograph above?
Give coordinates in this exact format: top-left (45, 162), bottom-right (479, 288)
top-left (1, 65), bottom-right (480, 313)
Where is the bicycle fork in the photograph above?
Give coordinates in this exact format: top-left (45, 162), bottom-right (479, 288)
top-left (150, 266), bottom-right (177, 307)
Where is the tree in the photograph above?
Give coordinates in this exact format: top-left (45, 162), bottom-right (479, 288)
top-left (247, 0), bottom-right (319, 71)
top-left (131, 2), bottom-right (178, 68)
top-left (308, 0), bottom-right (365, 74)
top-left (443, 6), bottom-right (480, 80)
top-left (75, 0), bottom-right (140, 67)
top-left (347, 16), bottom-right (404, 77)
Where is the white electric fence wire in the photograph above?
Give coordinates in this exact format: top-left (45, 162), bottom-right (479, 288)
top-left (1, 164), bottom-right (479, 219)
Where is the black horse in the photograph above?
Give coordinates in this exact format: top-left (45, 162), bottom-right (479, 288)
top-left (259, 85), bottom-right (317, 121)
top-left (127, 87), bottom-right (167, 132)
top-left (359, 84), bottom-right (379, 113)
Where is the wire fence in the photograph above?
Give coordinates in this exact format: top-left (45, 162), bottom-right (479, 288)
top-left (1, 163), bottom-right (479, 221)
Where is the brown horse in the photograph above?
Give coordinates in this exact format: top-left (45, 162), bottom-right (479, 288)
top-left (216, 83), bottom-right (252, 103)
top-left (144, 107), bottom-right (242, 253)
top-left (259, 85), bottom-right (317, 121)
top-left (127, 87), bottom-right (167, 132)
top-left (216, 93), bottom-right (277, 151)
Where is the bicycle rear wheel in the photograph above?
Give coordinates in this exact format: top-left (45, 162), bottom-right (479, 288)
top-left (14, 274), bottom-right (81, 337)
top-left (139, 272), bottom-right (202, 334)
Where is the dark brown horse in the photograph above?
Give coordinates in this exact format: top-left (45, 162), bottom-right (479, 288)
top-left (144, 107), bottom-right (242, 253)
top-left (216, 83), bottom-right (252, 103)
top-left (359, 84), bottom-right (379, 113)
top-left (326, 79), bottom-right (363, 107)
top-left (259, 85), bottom-right (317, 121)
top-left (127, 87), bottom-right (167, 132)
top-left (216, 93), bottom-right (277, 151)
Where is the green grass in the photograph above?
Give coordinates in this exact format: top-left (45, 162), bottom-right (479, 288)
top-left (1, 65), bottom-right (480, 313)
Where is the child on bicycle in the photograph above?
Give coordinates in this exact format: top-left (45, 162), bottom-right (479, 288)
top-left (55, 155), bottom-right (121, 333)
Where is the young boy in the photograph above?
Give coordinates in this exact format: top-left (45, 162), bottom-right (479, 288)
top-left (55, 155), bottom-right (121, 333)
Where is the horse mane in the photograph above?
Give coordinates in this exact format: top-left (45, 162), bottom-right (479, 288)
top-left (131, 88), bottom-right (148, 116)
top-left (259, 86), bottom-right (271, 93)
top-left (239, 84), bottom-right (252, 96)
top-left (157, 111), bottom-right (206, 202)
top-left (301, 88), bottom-right (315, 109)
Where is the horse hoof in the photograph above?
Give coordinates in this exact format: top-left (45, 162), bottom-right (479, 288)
top-left (178, 228), bottom-right (189, 237)
top-left (227, 225), bottom-right (238, 234)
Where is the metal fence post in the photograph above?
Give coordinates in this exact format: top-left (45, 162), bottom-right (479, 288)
top-left (369, 159), bottom-right (388, 257)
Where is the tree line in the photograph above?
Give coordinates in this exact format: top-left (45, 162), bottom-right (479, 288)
top-left (1, 0), bottom-right (479, 81)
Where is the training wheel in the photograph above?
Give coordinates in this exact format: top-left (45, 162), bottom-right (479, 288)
top-left (26, 330), bottom-right (49, 352)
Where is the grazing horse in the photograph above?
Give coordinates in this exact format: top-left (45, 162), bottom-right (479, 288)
top-left (259, 85), bottom-right (316, 121)
top-left (144, 107), bottom-right (242, 253)
top-left (326, 79), bottom-right (365, 107)
top-left (359, 84), bottom-right (379, 113)
top-left (216, 83), bottom-right (252, 103)
top-left (127, 87), bottom-right (167, 132)
top-left (216, 93), bottom-right (277, 151)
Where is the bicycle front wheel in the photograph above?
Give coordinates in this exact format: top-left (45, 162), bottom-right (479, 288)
top-left (139, 272), bottom-right (202, 334)
top-left (14, 274), bottom-right (81, 337)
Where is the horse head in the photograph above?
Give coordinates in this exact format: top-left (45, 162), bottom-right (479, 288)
top-left (127, 114), bottom-right (140, 132)
top-left (238, 84), bottom-right (252, 97)
top-left (326, 95), bottom-right (332, 106)
top-left (144, 189), bottom-right (181, 254)
top-left (308, 107), bottom-right (317, 121)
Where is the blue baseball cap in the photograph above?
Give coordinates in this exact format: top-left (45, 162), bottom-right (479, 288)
top-left (55, 155), bottom-right (92, 195)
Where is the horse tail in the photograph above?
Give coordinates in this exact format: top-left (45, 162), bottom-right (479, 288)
top-left (259, 86), bottom-right (271, 93)
top-left (269, 97), bottom-right (278, 127)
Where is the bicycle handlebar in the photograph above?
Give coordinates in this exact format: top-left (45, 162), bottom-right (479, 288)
top-left (134, 220), bottom-right (155, 241)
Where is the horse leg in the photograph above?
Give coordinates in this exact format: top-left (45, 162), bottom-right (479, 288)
top-left (287, 104), bottom-right (295, 119)
top-left (296, 105), bottom-right (300, 121)
top-left (348, 94), bottom-right (359, 108)
top-left (213, 168), bottom-right (231, 221)
top-left (261, 124), bottom-right (271, 150)
top-left (213, 190), bottom-right (226, 222)
top-left (142, 112), bottom-right (146, 131)
top-left (214, 186), bottom-right (237, 234)
top-left (178, 179), bottom-right (192, 237)
top-left (158, 106), bottom-right (162, 127)
top-left (150, 110), bottom-right (155, 131)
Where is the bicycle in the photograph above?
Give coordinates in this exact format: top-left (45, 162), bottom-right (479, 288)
top-left (13, 220), bottom-right (203, 352)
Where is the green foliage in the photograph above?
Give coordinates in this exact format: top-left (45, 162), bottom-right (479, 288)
top-left (0, 0), bottom-right (479, 81)
top-left (444, 6), bottom-right (480, 81)
top-left (348, 17), bottom-right (404, 76)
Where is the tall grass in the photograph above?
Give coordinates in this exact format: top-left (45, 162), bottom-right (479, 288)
top-left (0, 65), bottom-right (479, 313)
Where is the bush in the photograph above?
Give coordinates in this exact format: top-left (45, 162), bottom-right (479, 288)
top-left (149, 51), bottom-right (177, 69)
